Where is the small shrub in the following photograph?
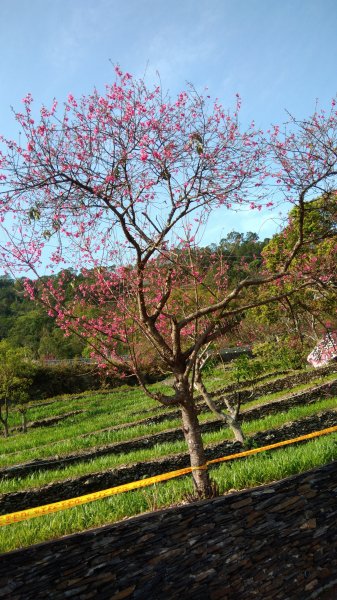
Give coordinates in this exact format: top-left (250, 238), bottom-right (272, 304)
top-left (253, 338), bottom-right (305, 372)
top-left (231, 354), bottom-right (264, 384)
top-left (29, 362), bottom-right (132, 399)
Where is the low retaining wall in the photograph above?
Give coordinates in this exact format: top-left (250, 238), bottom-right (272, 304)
top-left (1, 461), bottom-right (337, 599)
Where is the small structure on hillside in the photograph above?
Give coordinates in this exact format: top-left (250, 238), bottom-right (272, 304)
top-left (307, 332), bottom-right (337, 367)
top-left (218, 346), bottom-right (252, 363)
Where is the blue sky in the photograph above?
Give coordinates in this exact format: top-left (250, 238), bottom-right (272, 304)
top-left (1, 0), bottom-right (337, 243)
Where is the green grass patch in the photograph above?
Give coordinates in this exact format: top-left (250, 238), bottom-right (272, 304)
top-left (7, 383), bottom-right (167, 428)
top-left (3, 370), bottom-right (336, 466)
top-left (1, 432), bottom-right (337, 554)
top-left (0, 403), bottom-right (170, 460)
top-left (1, 396), bottom-right (336, 495)
top-left (241, 372), bottom-right (337, 408)
top-left (0, 440), bottom-right (189, 494)
top-left (0, 417), bottom-right (186, 467)
top-left (201, 396), bottom-right (337, 446)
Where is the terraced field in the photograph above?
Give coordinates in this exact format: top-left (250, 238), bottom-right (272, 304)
top-left (1, 363), bottom-right (337, 553)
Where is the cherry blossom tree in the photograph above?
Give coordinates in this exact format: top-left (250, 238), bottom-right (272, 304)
top-left (0, 68), bottom-right (337, 495)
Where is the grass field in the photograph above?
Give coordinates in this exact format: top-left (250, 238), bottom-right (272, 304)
top-left (0, 363), bottom-right (336, 553)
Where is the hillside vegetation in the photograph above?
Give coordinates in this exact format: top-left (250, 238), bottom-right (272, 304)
top-left (0, 231), bottom-right (270, 362)
top-left (1, 361), bottom-right (337, 553)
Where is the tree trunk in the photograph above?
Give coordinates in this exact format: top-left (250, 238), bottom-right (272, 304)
top-left (223, 396), bottom-right (245, 444)
top-left (180, 400), bottom-right (212, 497)
top-left (0, 408), bottom-right (9, 438)
top-left (1, 420), bottom-right (9, 438)
top-left (21, 411), bottom-right (27, 433)
top-left (194, 376), bottom-right (245, 444)
top-left (226, 412), bottom-right (244, 444)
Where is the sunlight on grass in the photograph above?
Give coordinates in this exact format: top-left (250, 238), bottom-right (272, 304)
top-left (0, 365), bottom-right (337, 553)
top-left (1, 432), bottom-right (336, 554)
top-left (1, 396), bottom-right (336, 494)
top-left (2, 369), bottom-right (336, 466)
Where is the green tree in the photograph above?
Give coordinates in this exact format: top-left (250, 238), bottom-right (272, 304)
top-left (213, 231), bottom-right (270, 284)
top-left (259, 194), bottom-right (337, 345)
top-left (0, 341), bottom-right (34, 436)
top-left (38, 328), bottom-right (85, 360)
top-left (7, 310), bottom-right (52, 357)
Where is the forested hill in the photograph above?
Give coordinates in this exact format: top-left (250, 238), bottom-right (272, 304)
top-left (0, 231), bottom-right (269, 360)
top-left (0, 275), bottom-right (85, 360)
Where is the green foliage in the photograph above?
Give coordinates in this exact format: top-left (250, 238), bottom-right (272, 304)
top-left (0, 276), bottom-right (85, 360)
top-left (200, 354), bottom-right (219, 375)
top-left (7, 310), bottom-right (52, 356)
top-left (0, 341), bottom-right (35, 436)
top-left (38, 329), bottom-right (84, 360)
top-left (208, 230), bottom-right (270, 283)
top-left (231, 354), bottom-right (263, 384)
top-left (253, 338), bottom-right (304, 371)
top-left (263, 194), bottom-right (337, 272)
top-left (29, 362), bottom-right (120, 399)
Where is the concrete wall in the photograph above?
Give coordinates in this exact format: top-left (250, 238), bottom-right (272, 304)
top-left (1, 461), bottom-right (337, 599)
